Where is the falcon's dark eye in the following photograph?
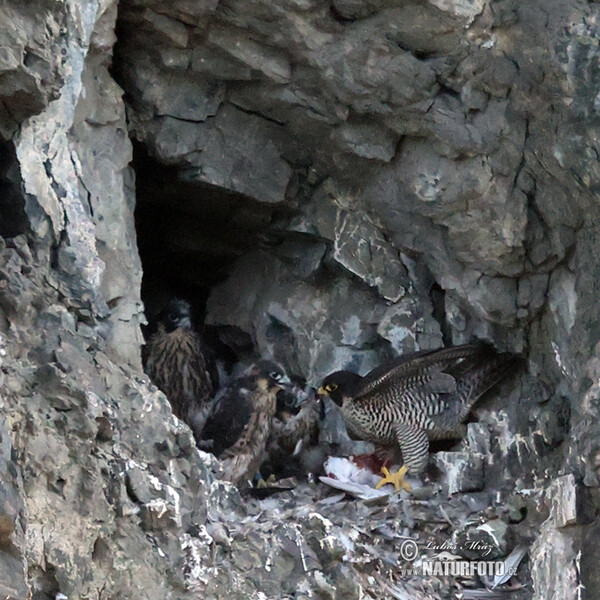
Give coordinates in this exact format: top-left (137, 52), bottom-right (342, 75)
top-left (167, 312), bottom-right (179, 323)
top-left (325, 383), bottom-right (338, 393)
top-left (270, 371), bottom-right (283, 382)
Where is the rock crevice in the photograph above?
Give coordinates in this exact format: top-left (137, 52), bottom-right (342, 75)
top-left (0, 0), bottom-right (599, 598)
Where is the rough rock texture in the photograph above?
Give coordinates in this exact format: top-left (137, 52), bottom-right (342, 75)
top-left (2, 0), bottom-right (600, 598)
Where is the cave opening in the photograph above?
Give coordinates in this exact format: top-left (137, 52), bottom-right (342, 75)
top-left (132, 141), bottom-right (310, 368)
top-left (0, 140), bottom-right (28, 239)
top-left (131, 136), bottom-right (400, 386)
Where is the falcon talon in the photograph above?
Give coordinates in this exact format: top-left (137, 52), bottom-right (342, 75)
top-left (318, 343), bottom-right (519, 490)
top-left (375, 465), bottom-right (412, 492)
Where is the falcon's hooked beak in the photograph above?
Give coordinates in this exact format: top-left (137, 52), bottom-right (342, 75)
top-left (270, 371), bottom-right (291, 386)
top-left (316, 387), bottom-right (328, 420)
top-left (282, 384), bottom-right (316, 408)
top-left (318, 382), bottom-right (339, 398)
top-left (317, 386), bottom-right (328, 398)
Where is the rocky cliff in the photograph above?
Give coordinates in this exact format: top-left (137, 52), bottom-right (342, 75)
top-left (1, 0), bottom-right (599, 598)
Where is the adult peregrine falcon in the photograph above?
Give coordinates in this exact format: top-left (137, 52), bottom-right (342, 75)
top-left (318, 344), bottom-right (517, 491)
top-left (198, 361), bottom-right (290, 486)
top-left (144, 298), bottom-right (216, 434)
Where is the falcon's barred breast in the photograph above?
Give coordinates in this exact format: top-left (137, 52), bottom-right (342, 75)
top-left (318, 343), bottom-right (518, 491)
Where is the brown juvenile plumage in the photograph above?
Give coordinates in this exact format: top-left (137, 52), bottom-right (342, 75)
top-left (262, 387), bottom-right (322, 479)
top-left (144, 299), bottom-right (215, 432)
top-left (269, 402), bottom-right (319, 456)
top-left (198, 361), bottom-right (287, 485)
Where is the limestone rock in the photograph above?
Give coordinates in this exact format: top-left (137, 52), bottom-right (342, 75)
top-left (454, 519), bottom-right (508, 560)
top-left (2, 0), bottom-right (600, 598)
top-left (548, 474), bottom-right (595, 528)
top-left (205, 249), bottom-right (391, 384)
top-left (432, 451), bottom-right (485, 495)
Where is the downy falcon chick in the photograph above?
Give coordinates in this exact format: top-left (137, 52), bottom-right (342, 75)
top-left (262, 384), bottom-right (322, 480)
top-left (198, 361), bottom-right (290, 486)
top-left (144, 298), bottom-right (216, 434)
top-left (318, 344), bottom-right (517, 491)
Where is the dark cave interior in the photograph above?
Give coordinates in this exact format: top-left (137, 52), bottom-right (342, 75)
top-left (130, 138), bottom-right (449, 377)
top-left (132, 141), bottom-right (319, 369)
top-left (133, 142), bottom-right (275, 315)
top-left (0, 140), bottom-right (28, 240)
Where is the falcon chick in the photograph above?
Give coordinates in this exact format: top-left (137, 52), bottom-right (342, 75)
top-left (198, 361), bottom-right (289, 486)
top-left (144, 298), bottom-right (216, 434)
top-left (262, 384), bottom-right (322, 479)
top-left (318, 344), bottom-right (518, 492)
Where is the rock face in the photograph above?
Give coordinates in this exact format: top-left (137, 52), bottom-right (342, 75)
top-left (1, 0), bottom-right (600, 598)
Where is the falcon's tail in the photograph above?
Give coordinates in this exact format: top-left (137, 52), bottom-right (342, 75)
top-left (453, 347), bottom-right (521, 419)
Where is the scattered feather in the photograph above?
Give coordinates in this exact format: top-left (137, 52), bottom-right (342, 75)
top-left (457, 590), bottom-right (521, 599)
top-left (490, 544), bottom-right (528, 589)
top-left (319, 476), bottom-right (390, 501)
top-left (323, 456), bottom-right (382, 486)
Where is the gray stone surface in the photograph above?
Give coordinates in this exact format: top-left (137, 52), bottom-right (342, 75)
top-left (0, 2), bottom-right (67, 138)
top-left (454, 519), bottom-right (508, 560)
top-left (0, 403), bottom-right (28, 600)
top-left (432, 451), bottom-right (485, 496)
top-left (1, 0), bottom-right (600, 598)
top-left (206, 249), bottom-right (392, 384)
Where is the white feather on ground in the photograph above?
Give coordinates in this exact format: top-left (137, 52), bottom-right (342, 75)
top-left (320, 457), bottom-right (390, 500)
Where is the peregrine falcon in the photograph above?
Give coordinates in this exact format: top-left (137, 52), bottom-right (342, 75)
top-left (144, 298), bottom-right (217, 434)
top-left (262, 384), bottom-right (322, 479)
top-left (198, 361), bottom-right (289, 486)
top-left (318, 344), bottom-right (517, 491)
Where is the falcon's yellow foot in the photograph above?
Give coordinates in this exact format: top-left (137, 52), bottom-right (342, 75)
top-left (375, 465), bottom-right (411, 492)
top-left (257, 474), bottom-right (277, 488)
